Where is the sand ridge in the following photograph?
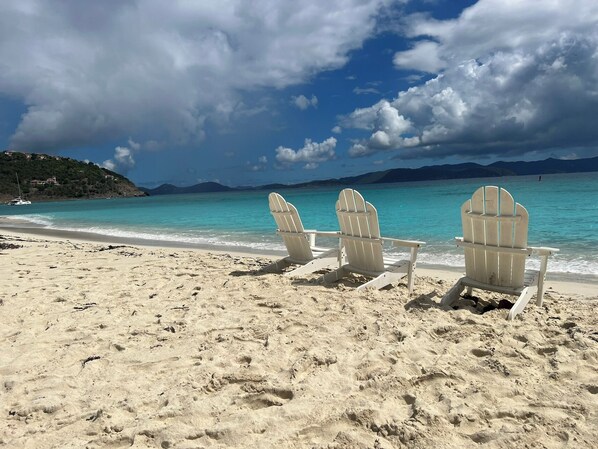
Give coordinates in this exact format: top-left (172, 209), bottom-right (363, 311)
top-left (1, 233), bottom-right (597, 448)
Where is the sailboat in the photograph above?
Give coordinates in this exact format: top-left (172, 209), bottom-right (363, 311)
top-left (7, 173), bottom-right (31, 206)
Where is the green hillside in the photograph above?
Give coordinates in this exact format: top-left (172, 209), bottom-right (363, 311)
top-left (0, 151), bottom-right (146, 202)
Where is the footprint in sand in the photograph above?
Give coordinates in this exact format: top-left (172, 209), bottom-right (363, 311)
top-left (236, 385), bottom-right (294, 410)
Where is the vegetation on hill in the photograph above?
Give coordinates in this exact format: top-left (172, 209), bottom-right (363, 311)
top-left (0, 151), bottom-right (146, 202)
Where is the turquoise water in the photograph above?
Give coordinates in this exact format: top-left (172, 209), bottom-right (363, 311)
top-left (1, 172), bottom-right (597, 276)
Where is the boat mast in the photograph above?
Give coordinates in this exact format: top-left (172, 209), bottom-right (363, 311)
top-left (16, 173), bottom-right (23, 197)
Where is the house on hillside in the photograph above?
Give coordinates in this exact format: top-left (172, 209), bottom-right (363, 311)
top-left (30, 176), bottom-right (59, 186)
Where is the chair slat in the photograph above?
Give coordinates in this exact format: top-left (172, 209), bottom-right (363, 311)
top-left (511, 202), bottom-right (529, 287)
top-left (484, 186), bottom-right (500, 285)
top-left (498, 187), bottom-right (515, 286)
top-left (470, 187), bottom-right (487, 282)
top-left (462, 200), bottom-right (475, 279)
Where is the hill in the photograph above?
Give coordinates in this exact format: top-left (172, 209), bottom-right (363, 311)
top-left (327, 157), bottom-right (598, 186)
top-left (138, 182), bottom-right (233, 195)
top-left (0, 151), bottom-right (146, 202)
top-left (141, 155), bottom-right (598, 195)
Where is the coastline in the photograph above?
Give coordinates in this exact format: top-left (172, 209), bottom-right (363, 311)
top-left (0, 220), bottom-right (286, 257)
top-left (1, 221), bottom-right (597, 295)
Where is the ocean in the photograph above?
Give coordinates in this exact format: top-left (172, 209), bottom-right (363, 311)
top-left (1, 172), bottom-right (597, 278)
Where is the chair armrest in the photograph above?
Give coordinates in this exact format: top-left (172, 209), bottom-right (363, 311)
top-left (455, 238), bottom-right (558, 257)
top-left (455, 237), bottom-right (532, 255)
top-left (383, 237), bottom-right (425, 248)
top-left (529, 246), bottom-right (559, 256)
top-left (314, 231), bottom-right (340, 237)
top-left (304, 230), bottom-right (339, 237)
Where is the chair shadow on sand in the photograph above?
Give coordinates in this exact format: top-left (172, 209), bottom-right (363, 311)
top-left (406, 289), bottom-right (517, 316)
top-left (230, 265), bottom-right (517, 317)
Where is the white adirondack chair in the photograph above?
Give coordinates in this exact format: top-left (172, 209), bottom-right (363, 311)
top-left (265, 192), bottom-right (340, 277)
top-left (322, 188), bottom-right (424, 294)
top-left (441, 186), bottom-right (559, 320)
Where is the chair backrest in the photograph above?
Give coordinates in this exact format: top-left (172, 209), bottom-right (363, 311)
top-left (335, 189), bottom-right (385, 272)
top-left (269, 192), bottom-right (314, 262)
top-left (461, 186), bottom-right (529, 287)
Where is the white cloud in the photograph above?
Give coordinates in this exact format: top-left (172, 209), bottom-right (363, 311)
top-left (292, 94), bottom-right (319, 110)
top-left (394, 0), bottom-right (598, 74)
top-left (102, 160), bottom-right (116, 171)
top-left (127, 138), bottom-right (141, 151)
top-left (102, 142), bottom-right (137, 174)
top-left (332, 126), bottom-right (342, 134)
top-left (275, 137), bottom-right (337, 168)
top-left (0, 0), bottom-right (389, 152)
top-left (343, 0), bottom-right (598, 159)
top-left (393, 40), bottom-right (444, 73)
top-left (348, 143), bottom-right (370, 157)
top-left (344, 100), bottom-right (412, 155)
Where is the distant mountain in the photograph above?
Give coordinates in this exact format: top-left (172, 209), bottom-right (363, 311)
top-left (142, 155), bottom-right (598, 195)
top-left (267, 156), bottom-right (598, 189)
top-left (139, 181), bottom-right (234, 195)
top-left (0, 151), bottom-right (146, 202)
top-left (487, 157), bottom-right (598, 175)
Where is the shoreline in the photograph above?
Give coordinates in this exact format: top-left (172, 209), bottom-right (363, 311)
top-left (0, 221), bottom-right (286, 258)
top-left (2, 224), bottom-right (597, 298)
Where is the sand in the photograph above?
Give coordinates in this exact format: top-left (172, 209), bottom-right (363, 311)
top-left (1, 230), bottom-right (597, 448)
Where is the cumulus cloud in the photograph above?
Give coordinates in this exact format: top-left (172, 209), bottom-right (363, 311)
top-left (275, 137), bottom-right (337, 169)
top-left (292, 94), bottom-right (319, 110)
top-left (394, 0), bottom-right (598, 74)
top-left (102, 139), bottom-right (139, 174)
top-left (0, 0), bottom-right (389, 152)
top-left (332, 126), bottom-right (342, 134)
top-left (343, 0), bottom-right (598, 159)
top-left (345, 101), bottom-right (413, 156)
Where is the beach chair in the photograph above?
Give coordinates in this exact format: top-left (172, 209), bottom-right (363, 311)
top-left (441, 186), bottom-right (559, 320)
top-left (265, 192), bottom-right (340, 277)
top-left (322, 188), bottom-right (424, 293)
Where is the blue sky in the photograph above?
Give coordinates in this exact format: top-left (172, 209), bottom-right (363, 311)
top-left (1, 0), bottom-right (598, 188)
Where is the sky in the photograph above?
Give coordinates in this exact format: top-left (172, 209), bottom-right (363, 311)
top-left (1, 0), bottom-right (598, 188)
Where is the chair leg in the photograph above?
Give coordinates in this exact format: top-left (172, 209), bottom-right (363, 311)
top-left (356, 272), bottom-right (404, 291)
top-left (507, 287), bottom-right (536, 320)
top-left (321, 266), bottom-right (347, 284)
top-left (407, 248), bottom-right (419, 296)
top-left (286, 256), bottom-right (337, 277)
top-left (262, 257), bottom-right (292, 273)
top-left (441, 279), bottom-right (465, 306)
top-left (466, 286), bottom-right (473, 296)
top-left (536, 255), bottom-right (549, 306)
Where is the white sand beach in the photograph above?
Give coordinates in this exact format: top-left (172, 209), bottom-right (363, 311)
top-left (1, 229), bottom-right (597, 448)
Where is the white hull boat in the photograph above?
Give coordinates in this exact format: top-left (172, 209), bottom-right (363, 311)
top-left (6, 173), bottom-right (31, 206)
